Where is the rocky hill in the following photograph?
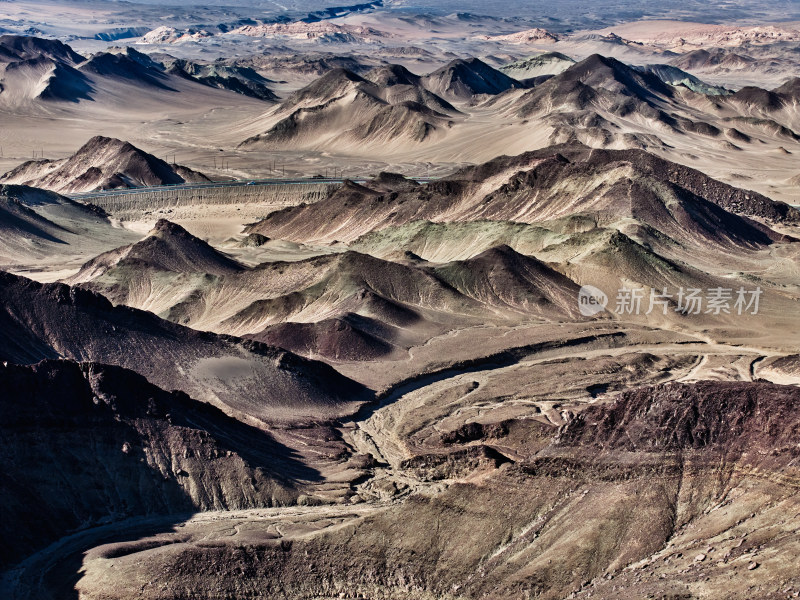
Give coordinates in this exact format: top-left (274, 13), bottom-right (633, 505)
top-left (0, 184), bottom-right (141, 270)
top-left (69, 380), bottom-right (800, 600)
top-left (72, 219), bottom-right (243, 282)
top-left (241, 67), bottom-right (458, 149)
top-left (421, 57), bottom-right (524, 100)
top-left (0, 271), bottom-right (369, 421)
top-left (0, 359), bottom-right (304, 569)
top-left (246, 144), bottom-right (796, 246)
top-left (0, 35), bottom-right (278, 107)
top-left (1, 136), bottom-right (210, 193)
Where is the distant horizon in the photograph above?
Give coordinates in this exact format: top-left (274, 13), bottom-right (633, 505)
top-left (18, 0), bottom-right (800, 27)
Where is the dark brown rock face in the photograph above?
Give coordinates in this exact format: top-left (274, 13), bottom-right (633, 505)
top-left (0, 359), bottom-right (304, 569)
top-left (68, 381), bottom-right (800, 600)
top-left (557, 380), bottom-right (800, 456)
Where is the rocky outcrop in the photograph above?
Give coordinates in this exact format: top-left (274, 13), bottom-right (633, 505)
top-left (0, 136), bottom-right (210, 193)
top-left (71, 381), bottom-right (800, 600)
top-left (0, 271), bottom-right (370, 421)
top-left (0, 359), bottom-right (302, 569)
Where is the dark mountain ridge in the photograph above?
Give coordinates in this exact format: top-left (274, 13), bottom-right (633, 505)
top-left (247, 144), bottom-right (798, 249)
top-left (0, 271), bottom-right (370, 421)
top-left (74, 219), bottom-right (244, 280)
top-left (1, 136), bottom-right (210, 193)
top-left (421, 57), bottom-right (524, 100)
top-left (0, 358), bottom-right (306, 569)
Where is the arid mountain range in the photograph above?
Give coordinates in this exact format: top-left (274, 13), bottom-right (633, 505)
top-left (2, 3), bottom-right (800, 599)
